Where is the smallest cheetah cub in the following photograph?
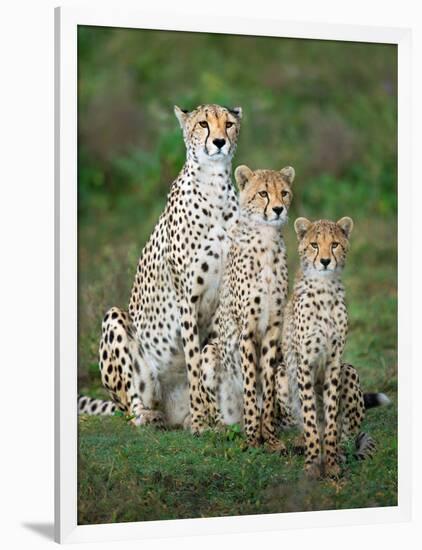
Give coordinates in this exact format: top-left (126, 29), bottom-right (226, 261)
top-left (281, 216), bottom-right (354, 478)
top-left (201, 165), bottom-right (294, 452)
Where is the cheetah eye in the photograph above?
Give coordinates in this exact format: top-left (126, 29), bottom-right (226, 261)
top-left (281, 190), bottom-right (289, 197)
top-left (225, 121), bottom-right (234, 129)
top-left (199, 121), bottom-right (209, 128)
top-left (310, 242), bottom-right (318, 249)
top-left (332, 242), bottom-right (339, 249)
top-left (258, 191), bottom-right (268, 198)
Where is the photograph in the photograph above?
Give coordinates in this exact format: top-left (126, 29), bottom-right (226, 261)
top-left (76, 25), bottom-right (398, 525)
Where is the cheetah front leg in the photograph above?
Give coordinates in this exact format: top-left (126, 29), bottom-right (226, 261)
top-left (179, 302), bottom-right (209, 435)
top-left (275, 362), bottom-right (297, 429)
top-left (260, 329), bottom-right (286, 453)
top-left (240, 325), bottom-right (261, 447)
top-left (322, 355), bottom-right (342, 478)
top-left (200, 342), bottom-right (224, 427)
top-left (297, 356), bottom-right (321, 479)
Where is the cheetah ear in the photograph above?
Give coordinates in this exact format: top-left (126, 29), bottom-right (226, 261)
top-left (235, 165), bottom-right (253, 190)
top-left (337, 217), bottom-right (354, 238)
top-left (174, 105), bottom-right (189, 128)
top-left (230, 106), bottom-right (242, 119)
top-left (280, 166), bottom-right (295, 185)
top-left (294, 217), bottom-right (312, 240)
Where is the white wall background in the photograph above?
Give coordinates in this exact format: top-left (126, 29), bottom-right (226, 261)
top-left (0, 1), bottom-right (420, 548)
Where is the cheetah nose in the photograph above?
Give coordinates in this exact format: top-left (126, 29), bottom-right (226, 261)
top-left (213, 138), bottom-right (226, 149)
top-left (320, 258), bottom-right (331, 267)
top-left (272, 206), bottom-right (284, 216)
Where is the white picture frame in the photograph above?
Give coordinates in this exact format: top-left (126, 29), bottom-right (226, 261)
top-left (55, 6), bottom-right (412, 544)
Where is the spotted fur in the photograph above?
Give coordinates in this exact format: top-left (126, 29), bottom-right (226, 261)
top-left (78, 395), bottom-right (117, 416)
top-left (200, 165), bottom-right (295, 451)
top-left (279, 217), bottom-right (356, 478)
top-left (275, 362), bottom-right (389, 462)
top-left (91, 104), bottom-right (242, 432)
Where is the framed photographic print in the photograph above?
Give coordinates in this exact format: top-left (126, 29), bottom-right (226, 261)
top-left (55, 6), bottom-right (411, 544)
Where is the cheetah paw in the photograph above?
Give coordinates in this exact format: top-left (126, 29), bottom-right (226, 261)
top-left (132, 410), bottom-right (166, 428)
top-left (243, 436), bottom-right (261, 449)
top-left (292, 434), bottom-right (306, 455)
top-left (323, 462), bottom-right (341, 479)
top-left (304, 462), bottom-right (322, 480)
top-left (264, 438), bottom-right (287, 455)
top-left (190, 417), bottom-right (210, 436)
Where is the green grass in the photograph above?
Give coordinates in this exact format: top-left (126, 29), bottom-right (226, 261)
top-left (78, 402), bottom-right (397, 524)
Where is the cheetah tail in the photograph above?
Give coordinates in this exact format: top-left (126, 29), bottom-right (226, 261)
top-left (363, 392), bottom-right (391, 410)
top-left (354, 432), bottom-right (377, 461)
top-left (78, 395), bottom-right (117, 416)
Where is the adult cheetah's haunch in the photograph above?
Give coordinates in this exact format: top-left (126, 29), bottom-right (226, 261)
top-left (96, 104), bottom-right (242, 434)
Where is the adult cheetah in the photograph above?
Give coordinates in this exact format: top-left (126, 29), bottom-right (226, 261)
top-left (200, 165), bottom-right (295, 451)
top-left (90, 104), bottom-right (242, 433)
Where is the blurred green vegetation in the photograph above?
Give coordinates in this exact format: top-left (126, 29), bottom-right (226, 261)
top-left (77, 26), bottom-right (397, 521)
top-left (78, 27), bottom-right (397, 234)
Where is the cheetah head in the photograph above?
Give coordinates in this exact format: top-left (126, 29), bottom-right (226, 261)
top-left (174, 104), bottom-right (242, 164)
top-left (235, 165), bottom-right (295, 227)
top-left (294, 217), bottom-right (354, 276)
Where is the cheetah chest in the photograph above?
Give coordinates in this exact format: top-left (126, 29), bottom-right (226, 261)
top-left (196, 226), bottom-right (232, 331)
top-left (256, 264), bottom-right (276, 337)
top-left (255, 246), bottom-right (285, 338)
top-left (295, 286), bottom-right (347, 366)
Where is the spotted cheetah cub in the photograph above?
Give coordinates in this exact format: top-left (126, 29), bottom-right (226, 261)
top-left (280, 216), bottom-right (355, 478)
top-left (200, 165), bottom-right (294, 451)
